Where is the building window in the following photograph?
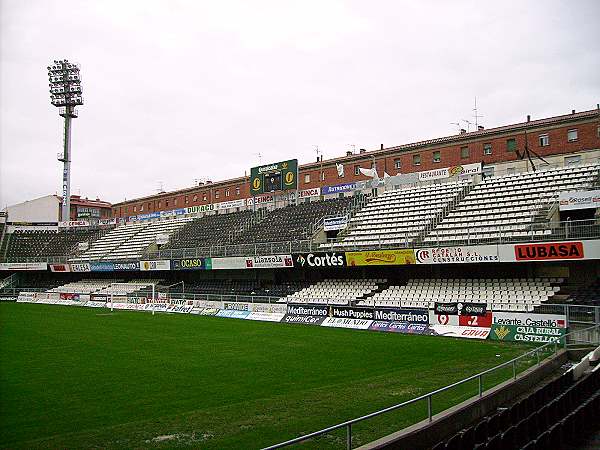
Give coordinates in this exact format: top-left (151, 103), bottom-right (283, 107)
top-left (214, 190), bottom-right (220, 199)
top-left (225, 188), bottom-right (230, 197)
top-left (140, 205), bottom-right (144, 212)
top-left (148, 202), bottom-right (152, 210)
top-left (539, 134), bottom-right (549, 147)
top-left (236, 186), bottom-right (240, 195)
top-left (202, 193), bottom-right (207, 201)
top-left (304, 174), bottom-right (310, 183)
top-left (354, 165), bottom-right (360, 175)
top-left (432, 151), bottom-right (441, 163)
top-left (507, 167), bottom-right (516, 175)
top-left (174, 198), bottom-right (178, 206)
top-left (133, 206), bottom-right (137, 212)
top-left (506, 138), bottom-right (516, 152)
top-left (483, 166), bottom-right (495, 178)
top-left (565, 155), bottom-right (582, 166)
top-left (158, 201), bottom-right (162, 208)
top-left (185, 196), bottom-right (189, 204)
top-left (193, 194), bottom-right (198, 202)
top-left (165, 200), bottom-right (169, 207)
top-left (320, 171), bottom-right (325, 181)
top-left (567, 129), bottom-right (578, 142)
top-left (597, 125), bottom-right (600, 138)
top-left (413, 154), bottom-right (421, 166)
top-left (394, 159), bottom-right (401, 170)
top-left (483, 143), bottom-right (492, 155)
top-left (460, 147), bottom-right (469, 159)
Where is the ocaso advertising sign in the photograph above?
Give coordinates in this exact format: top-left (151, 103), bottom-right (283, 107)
top-left (171, 258), bottom-right (211, 270)
top-left (514, 242), bottom-right (584, 261)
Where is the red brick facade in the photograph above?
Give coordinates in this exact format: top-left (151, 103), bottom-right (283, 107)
top-left (112, 109), bottom-right (600, 218)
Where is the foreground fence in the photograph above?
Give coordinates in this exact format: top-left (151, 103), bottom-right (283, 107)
top-left (262, 324), bottom-right (600, 450)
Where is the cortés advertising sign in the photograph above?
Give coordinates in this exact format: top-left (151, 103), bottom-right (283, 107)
top-left (415, 246), bottom-right (499, 264)
top-left (171, 258), bottom-right (211, 270)
top-left (345, 249), bottom-right (416, 266)
top-left (514, 242), bottom-right (584, 261)
top-left (294, 252), bottom-right (346, 268)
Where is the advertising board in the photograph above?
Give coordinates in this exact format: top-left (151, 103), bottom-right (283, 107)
top-left (323, 216), bottom-right (348, 231)
top-left (49, 264), bottom-right (71, 272)
top-left (429, 325), bottom-right (491, 339)
top-left (70, 263), bottom-right (91, 272)
top-left (489, 324), bottom-right (566, 343)
top-left (114, 262), bottom-right (140, 271)
top-left (171, 258), bottom-right (211, 270)
top-left (0, 262), bottom-right (48, 271)
top-left (415, 245), bottom-right (499, 264)
top-left (211, 255), bottom-right (293, 270)
top-left (558, 190), bottom-right (600, 211)
top-left (90, 262), bottom-right (115, 272)
top-left (140, 260), bottom-right (171, 271)
top-left (293, 252), bottom-right (346, 268)
top-left (321, 317), bottom-right (373, 329)
top-left (345, 249), bottom-right (416, 266)
top-left (368, 321), bottom-right (430, 334)
top-left (216, 309), bottom-right (251, 319)
top-left (322, 183), bottom-right (356, 195)
top-left (513, 242), bottom-right (584, 261)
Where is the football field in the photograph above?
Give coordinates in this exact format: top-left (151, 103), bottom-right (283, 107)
top-left (0, 303), bottom-right (532, 449)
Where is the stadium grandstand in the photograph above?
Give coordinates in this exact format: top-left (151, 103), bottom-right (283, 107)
top-left (2, 106), bottom-right (600, 450)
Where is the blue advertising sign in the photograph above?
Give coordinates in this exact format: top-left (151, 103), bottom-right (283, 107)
top-left (216, 309), bottom-right (251, 319)
top-left (90, 262), bottom-right (115, 272)
top-left (322, 183), bottom-right (356, 195)
top-left (113, 262), bottom-right (140, 271)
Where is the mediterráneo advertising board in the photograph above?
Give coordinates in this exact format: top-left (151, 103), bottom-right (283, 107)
top-left (281, 304), bottom-right (328, 326)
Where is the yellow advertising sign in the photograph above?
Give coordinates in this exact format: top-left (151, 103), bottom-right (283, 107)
top-left (345, 249), bottom-right (416, 266)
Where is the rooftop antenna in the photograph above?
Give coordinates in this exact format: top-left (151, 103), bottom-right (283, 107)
top-left (450, 122), bottom-right (461, 133)
top-left (255, 152), bottom-right (262, 164)
top-left (156, 181), bottom-right (164, 193)
top-left (314, 145), bottom-right (320, 161)
top-left (348, 144), bottom-right (356, 154)
top-left (473, 96), bottom-right (483, 129)
top-left (461, 119), bottom-right (473, 132)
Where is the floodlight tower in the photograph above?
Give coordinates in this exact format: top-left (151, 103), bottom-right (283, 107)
top-left (47, 59), bottom-right (83, 222)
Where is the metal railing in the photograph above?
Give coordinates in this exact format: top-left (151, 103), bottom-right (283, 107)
top-left (262, 324), bottom-right (600, 450)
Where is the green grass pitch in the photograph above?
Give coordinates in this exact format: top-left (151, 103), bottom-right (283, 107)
top-left (0, 303), bottom-right (531, 449)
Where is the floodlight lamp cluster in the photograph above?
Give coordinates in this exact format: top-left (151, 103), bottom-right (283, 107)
top-left (48, 59), bottom-right (83, 107)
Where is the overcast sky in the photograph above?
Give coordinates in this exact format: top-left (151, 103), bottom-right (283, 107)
top-left (1, 0), bottom-right (599, 207)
